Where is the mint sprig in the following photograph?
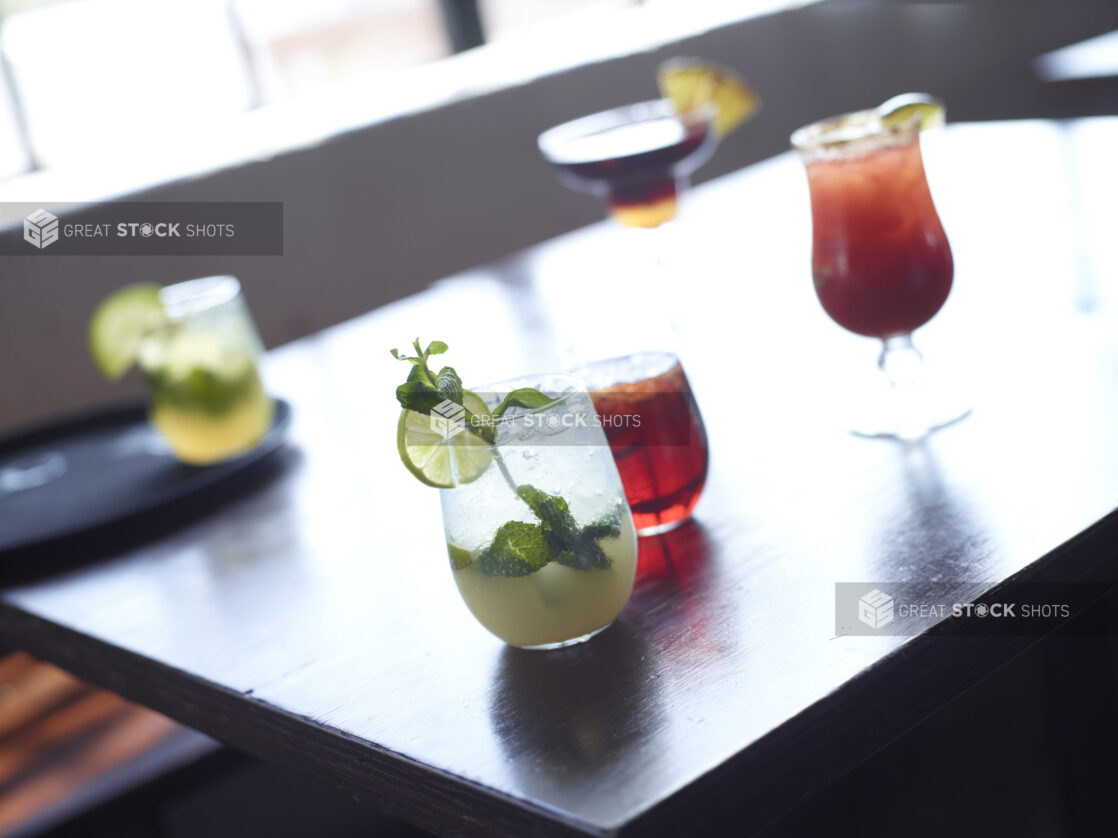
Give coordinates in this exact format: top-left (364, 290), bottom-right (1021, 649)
top-left (492, 387), bottom-right (555, 418)
top-left (472, 484), bottom-right (619, 577)
top-left (476, 521), bottom-right (552, 577)
top-left (519, 485), bottom-right (616, 571)
top-left (390, 337), bottom-right (447, 380)
top-left (391, 339), bottom-right (493, 443)
top-left (390, 339), bottom-right (557, 443)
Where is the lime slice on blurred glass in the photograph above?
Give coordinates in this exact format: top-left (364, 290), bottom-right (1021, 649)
top-left (877, 92), bottom-right (946, 131)
top-left (397, 389), bottom-right (493, 488)
top-left (658, 58), bottom-right (760, 138)
top-left (88, 283), bottom-right (166, 380)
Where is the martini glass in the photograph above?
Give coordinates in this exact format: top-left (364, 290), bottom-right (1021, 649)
top-left (538, 99), bottom-right (716, 230)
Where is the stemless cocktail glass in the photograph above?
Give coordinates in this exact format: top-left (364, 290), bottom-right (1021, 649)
top-left (791, 109), bottom-right (968, 439)
top-left (439, 375), bottom-right (637, 649)
top-left (538, 101), bottom-right (714, 531)
top-left (572, 353), bottom-right (708, 535)
top-left (137, 275), bottom-right (274, 465)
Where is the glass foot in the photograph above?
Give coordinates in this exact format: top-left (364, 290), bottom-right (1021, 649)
top-left (844, 368), bottom-right (972, 440)
top-left (847, 398), bottom-right (971, 441)
top-left (845, 333), bottom-right (972, 441)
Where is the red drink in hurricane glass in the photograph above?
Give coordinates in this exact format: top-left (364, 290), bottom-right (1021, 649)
top-left (792, 106), bottom-right (968, 439)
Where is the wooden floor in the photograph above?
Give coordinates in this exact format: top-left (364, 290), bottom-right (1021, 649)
top-left (0, 653), bottom-right (181, 836)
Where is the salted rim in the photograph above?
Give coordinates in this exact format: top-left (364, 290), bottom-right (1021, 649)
top-left (790, 108), bottom-right (920, 159)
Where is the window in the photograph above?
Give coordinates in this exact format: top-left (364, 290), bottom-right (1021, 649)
top-left (0, 0), bottom-right (798, 183)
top-left (480, 0), bottom-right (635, 42)
top-left (2, 0), bottom-right (252, 168)
top-left (236, 0), bottom-right (449, 101)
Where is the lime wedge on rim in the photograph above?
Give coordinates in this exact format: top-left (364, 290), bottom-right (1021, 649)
top-left (88, 283), bottom-right (167, 380)
top-left (877, 92), bottom-right (946, 131)
top-left (397, 389), bottom-right (493, 488)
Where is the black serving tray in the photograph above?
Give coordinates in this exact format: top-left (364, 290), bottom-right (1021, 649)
top-left (0, 398), bottom-right (291, 562)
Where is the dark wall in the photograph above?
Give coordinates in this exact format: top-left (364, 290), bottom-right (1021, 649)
top-left (1, 0), bottom-right (1114, 432)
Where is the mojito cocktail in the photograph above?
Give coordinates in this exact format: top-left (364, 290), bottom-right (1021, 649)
top-left (90, 275), bottom-right (274, 465)
top-left (392, 343), bottom-right (637, 649)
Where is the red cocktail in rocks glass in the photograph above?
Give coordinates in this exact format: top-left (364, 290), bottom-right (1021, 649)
top-left (573, 352), bottom-right (708, 535)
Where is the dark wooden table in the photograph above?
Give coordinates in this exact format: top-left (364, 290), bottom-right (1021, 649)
top-left (3, 118), bottom-right (1118, 837)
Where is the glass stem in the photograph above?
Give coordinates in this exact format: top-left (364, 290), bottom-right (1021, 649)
top-left (879, 334), bottom-right (924, 389)
top-left (631, 216), bottom-right (683, 346)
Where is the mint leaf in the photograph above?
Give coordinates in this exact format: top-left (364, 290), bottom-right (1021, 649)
top-left (395, 380), bottom-right (443, 414)
top-left (391, 338), bottom-right (448, 387)
top-left (493, 387), bottom-right (555, 418)
top-left (435, 366), bottom-right (463, 405)
top-left (392, 339), bottom-right (459, 404)
top-left (516, 485), bottom-right (616, 571)
top-left (558, 531), bottom-right (612, 571)
top-left (477, 521), bottom-right (552, 577)
top-left (567, 534), bottom-right (612, 576)
top-left (517, 484), bottom-right (578, 545)
top-left (581, 519), bottom-right (622, 541)
top-left (470, 488), bottom-right (621, 577)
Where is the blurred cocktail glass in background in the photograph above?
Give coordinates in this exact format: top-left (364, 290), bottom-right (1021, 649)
top-left (538, 98), bottom-right (717, 231)
top-left (90, 275), bottom-right (274, 465)
top-left (140, 277), bottom-right (273, 464)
